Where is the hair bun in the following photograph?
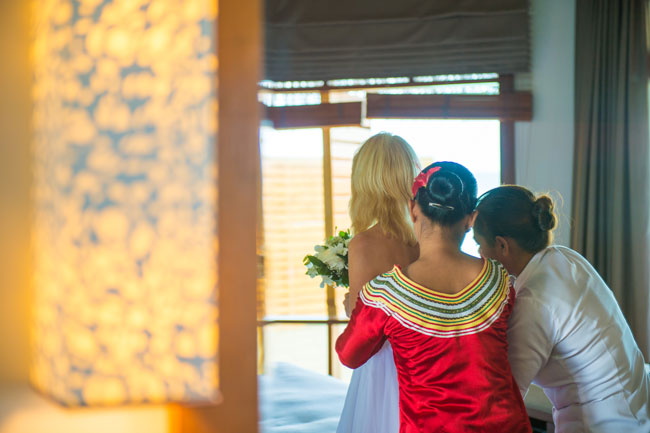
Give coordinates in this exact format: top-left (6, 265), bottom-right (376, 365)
top-left (415, 161), bottom-right (477, 226)
top-left (426, 171), bottom-right (463, 209)
top-left (531, 195), bottom-right (557, 231)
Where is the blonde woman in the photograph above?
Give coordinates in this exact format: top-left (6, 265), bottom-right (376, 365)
top-left (337, 132), bottom-right (420, 433)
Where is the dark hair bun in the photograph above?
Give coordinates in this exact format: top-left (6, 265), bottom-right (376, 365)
top-left (415, 162), bottom-right (477, 226)
top-left (474, 186), bottom-right (557, 253)
top-left (427, 171), bottom-right (462, 208)
top-left (531, 196), bottom-right (557, 231)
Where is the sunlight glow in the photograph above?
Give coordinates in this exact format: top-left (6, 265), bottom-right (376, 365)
top-left (261, 120), bottom-right (500, 259)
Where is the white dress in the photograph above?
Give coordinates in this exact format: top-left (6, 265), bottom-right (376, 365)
top-left (336, 340), bottom-right (399, 433)
top-left (508, 245), bottom-right (650, 433)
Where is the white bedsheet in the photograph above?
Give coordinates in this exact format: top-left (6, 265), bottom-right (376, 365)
top-left (259, 363), bottom-right (348, 433)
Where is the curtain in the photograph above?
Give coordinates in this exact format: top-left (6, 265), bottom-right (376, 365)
top-left (265, 0), bottom-right (530, 81)
top-left (572, 0), bottom-right (650, 356)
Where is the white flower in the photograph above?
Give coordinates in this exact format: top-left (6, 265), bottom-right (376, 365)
top-left (305, 263), bottom-right (319, 278)
top-left (319, 275), bottom-right (335, 288)
top-left (304, 229), bottom-right (351, 289)
top-left (317, 246), bottom-right (346, 272)
top-left (330, 242), bottom-right (347, 257)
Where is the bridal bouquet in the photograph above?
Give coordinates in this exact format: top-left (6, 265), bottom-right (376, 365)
top-left (303, 229), bottom-right (351, 288)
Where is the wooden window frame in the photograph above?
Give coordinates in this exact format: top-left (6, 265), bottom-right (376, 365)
top-left (257, 74), bottom-right (527, 377)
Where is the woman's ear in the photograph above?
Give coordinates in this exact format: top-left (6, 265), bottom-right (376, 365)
top-left (465, 211), bottom-right (478, 232)
top-left (408, 200), bottom-right (416, 223)
top-left (494, 235), bottom-right (510, 258)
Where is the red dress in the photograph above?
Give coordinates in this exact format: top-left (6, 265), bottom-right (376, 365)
top-left (336, 259), bottom-right (531, 433)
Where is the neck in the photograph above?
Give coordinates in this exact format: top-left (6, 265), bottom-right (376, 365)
top-left (509, 250), bottom-right (536, 276)
top-left (417, 224), bottom-right (464, 258)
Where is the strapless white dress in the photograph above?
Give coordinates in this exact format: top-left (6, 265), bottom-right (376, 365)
top-left (336, 341), bottom-right (399, 433)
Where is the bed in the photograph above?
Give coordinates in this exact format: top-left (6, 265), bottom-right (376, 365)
top-left (259, 362), bottom-right (555, 433)
top-left (259, 363), bottom-right (348, 433)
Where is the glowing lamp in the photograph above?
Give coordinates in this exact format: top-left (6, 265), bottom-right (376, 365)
top-left (30, 0), bottom-right (219, 406)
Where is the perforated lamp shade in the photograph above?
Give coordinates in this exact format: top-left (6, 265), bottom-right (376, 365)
top-left (30, 0), bottom-right (219, 406)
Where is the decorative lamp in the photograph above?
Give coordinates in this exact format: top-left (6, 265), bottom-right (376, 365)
top-left (30, 0), bottom-right (219, 406)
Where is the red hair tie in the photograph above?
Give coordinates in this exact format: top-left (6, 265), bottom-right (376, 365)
top-left (412, 166), bottom-right (441, 198)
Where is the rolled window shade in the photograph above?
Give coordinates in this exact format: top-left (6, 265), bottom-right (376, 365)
top-left (265, 0), bottom-right (530, 82)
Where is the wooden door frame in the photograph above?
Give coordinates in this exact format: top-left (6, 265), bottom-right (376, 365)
top-left (171, 0), bottom-right (261, 431)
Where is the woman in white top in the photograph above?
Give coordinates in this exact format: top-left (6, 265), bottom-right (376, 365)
top-left (337, 132), bottom-right (420, 433)
top-left (473, 185), bottom-right (650, 433)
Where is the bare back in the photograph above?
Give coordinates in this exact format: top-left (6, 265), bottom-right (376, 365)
top-left (345, 225), bottom-right (419, 316)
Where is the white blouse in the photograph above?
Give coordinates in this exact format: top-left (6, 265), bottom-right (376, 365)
top-left (508, 246), bottom-right (650, 433)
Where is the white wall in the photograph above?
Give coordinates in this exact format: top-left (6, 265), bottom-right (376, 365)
top-left (515, 0), bottom-right (576, 247)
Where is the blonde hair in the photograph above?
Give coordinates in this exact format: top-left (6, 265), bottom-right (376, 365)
top-left (349, 132), bottom-right (420, 245)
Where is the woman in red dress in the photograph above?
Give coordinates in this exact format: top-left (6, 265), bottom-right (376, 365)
top-left (336, 162), bottom-right (531, 433)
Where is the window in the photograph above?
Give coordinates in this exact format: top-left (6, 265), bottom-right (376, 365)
top-left (258, 75), bottom-right (524, 380)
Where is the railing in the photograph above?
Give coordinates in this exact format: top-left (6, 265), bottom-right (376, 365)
top-left (257, 317), bottom-right (349, 376)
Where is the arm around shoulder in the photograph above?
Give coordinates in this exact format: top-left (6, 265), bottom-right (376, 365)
top-left (336, 289), bottom-right (390, 368)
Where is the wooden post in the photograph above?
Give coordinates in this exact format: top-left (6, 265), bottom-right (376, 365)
top-left (499, 74), bottom-right (516, 184)
top-left (321, 90), bottom-right (335, 243)
top-left (321, 90), bottom-right (338, 375)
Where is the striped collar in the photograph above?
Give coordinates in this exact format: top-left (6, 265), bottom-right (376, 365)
top-left (360, 259), bottom-right (511, 338)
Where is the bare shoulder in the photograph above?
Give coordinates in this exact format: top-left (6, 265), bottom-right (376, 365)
top-left (349, 228), bottom-right (395, 259)
top-left (348, 227), bottom-right (417, 301)
top-left (349, 230), bottom-right (381, 253)
top-left (348, 230), bottom-right (393, 292)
